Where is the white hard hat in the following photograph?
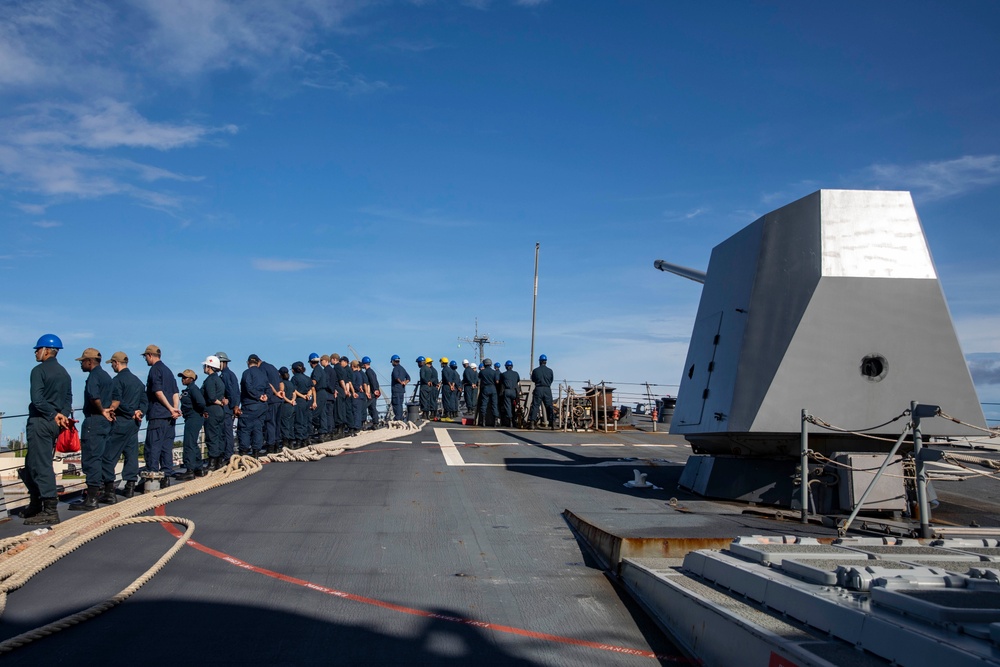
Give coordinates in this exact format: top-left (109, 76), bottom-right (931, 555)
top-left (462, 359), bottom-right (469, 365)
top-left (203, 355), bottom-right (222, 370)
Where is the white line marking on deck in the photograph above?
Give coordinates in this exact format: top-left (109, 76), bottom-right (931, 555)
top-left (435, 428), bottom-right (466, 466)
top-left (434, 428), bottom-right (662, 468)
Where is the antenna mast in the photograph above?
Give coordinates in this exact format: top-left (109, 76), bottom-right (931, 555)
top-left (457, 319), bottom-right (504, 363)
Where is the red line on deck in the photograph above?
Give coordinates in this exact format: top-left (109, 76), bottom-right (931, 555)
top-left (154, 504), bottom-right (691, 663)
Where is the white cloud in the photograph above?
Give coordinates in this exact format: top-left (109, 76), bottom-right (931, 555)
top-left (863, 155), bottom-right (1000, 201)
top-left (129, 0), bottom-right (365, 80)
top-left (0, 100), bottom-right (222, 206)
top-left (31, 220), bottom-right (61, 228)
top-left (8, 100), bottom-right (237, 151)
top-left (252, 258), bottom-right (315, 272)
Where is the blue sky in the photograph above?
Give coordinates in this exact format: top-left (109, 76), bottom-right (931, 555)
top-left (1, 0), bottom-right (999, 428)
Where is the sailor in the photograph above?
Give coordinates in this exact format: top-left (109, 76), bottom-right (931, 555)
top-left (499, 360), bottom-right (520, 427)
top-left (362, 356), bottom-right (380, 428)
top-left (429, 357), bottom-right (441, 417)
top-left (216, 351), bottom-right (240, 461)
top-left (414, 356), bottom-right (425, 410)
top-left (389, 355), bottom-right (410, 421)
top-left (278, 366), bottom-right (296, 448)
top-left (418, 356), bottom-right (436, 419)
top-left (337, 354), bottom-right (355, 432)
top-left (528, 354), bottom-right (555, 429)
top-left (201, 356), bottom-right (227, 470)
top-left (349, 359), bottom-right (369, 435)
top-left (69, 347), bottom-right (113, 512)
top-left (143, 344), bottom-right (181, 483)
top-left (102, 351), bottom-right (147, 499)
top-left (259, 356), bottom-right (282, 454)
top-left (308, 353), bottom-right (329, 441)
top-left (22, 334), bottom-right (72, 525)
top-left (461, 359), bottom-right (478, 416)
top-left (477, 358), bottom-right (500, 427)
top-left (238, 354), bottom-right (269, 456)
top-left (327, 353), bottom-right (341, 435)
top-left (176, 369), bottom-right (206, 480)
top-left (290, 361), bottom-right (313, 447)
top-left (441, 359), bottom-right (460, 419)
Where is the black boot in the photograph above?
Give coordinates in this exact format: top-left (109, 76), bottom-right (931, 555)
top-left (24, 497), bottom-right (60, 525)
top-left (22, 495), bottom-right (42, 518)
top-left (69, 485), bottom-right (102, 512)
top-left (194, 466), bottom-right (208, 477)
top-left (99, 481), bottom-right (118, 504)
top-left (122, 480), bottom-right (136, 498)
top-left (159, 475), bottom-right (171, 489)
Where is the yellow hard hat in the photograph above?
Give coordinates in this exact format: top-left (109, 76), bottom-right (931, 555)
top-left (440, 357), bottom-right (449, 364)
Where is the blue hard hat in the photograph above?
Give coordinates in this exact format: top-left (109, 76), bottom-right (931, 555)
top-left (449, 360), bottom-right (457, 368)
top-left (391, 354), bottom-right (400, 362)
top-left (362, 356), bottom-right (371, 364)
top-left (494, 363), bottom-right (500, 369)
top-left (34, 333), bottom-right (63, 350)
top-left (308, 353), bottom-right (319, 361)
top-left (539, 354), bottom-right (547, 362)
top-left (417, 356), bottom-right (425, 364)
top-left (505, 360), bottom-right (513, 367)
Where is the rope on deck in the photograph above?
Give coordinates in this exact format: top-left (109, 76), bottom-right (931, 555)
top-left (0, 420), bottom-right (423, 655)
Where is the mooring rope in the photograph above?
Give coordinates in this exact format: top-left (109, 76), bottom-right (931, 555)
top-left (0, 420), bottom-right (423, 654)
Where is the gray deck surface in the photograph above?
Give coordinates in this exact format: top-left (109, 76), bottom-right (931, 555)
top-left (0, 424), bottom-right (692, 666)
top-left (2, 425), bottom-right (996, 665)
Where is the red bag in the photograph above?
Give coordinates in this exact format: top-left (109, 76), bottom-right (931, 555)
top-left (55, 420), bottom-right (81, 453)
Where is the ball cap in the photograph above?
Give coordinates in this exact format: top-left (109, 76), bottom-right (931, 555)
top-left (247, 353), bottom-right (261, 363)
top-left (215, 351), bottom-right (231, 362)
top-left (177, 369), bottom-right (197, 380)
top-left (106, 351), bottom-right (128, 364)
top-left (278, 366), bottom-right (289, 374)
top-left (75, 347), bottom-right (102, 361)
top-left (143, 344), bottom-right (161, 356)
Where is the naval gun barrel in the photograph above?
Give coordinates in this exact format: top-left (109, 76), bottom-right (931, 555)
top-left (653, 259), bottom-right (706, 284)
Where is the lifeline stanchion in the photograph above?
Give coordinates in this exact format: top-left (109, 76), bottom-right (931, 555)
top-left (800, 409), bottom-right (809, 524)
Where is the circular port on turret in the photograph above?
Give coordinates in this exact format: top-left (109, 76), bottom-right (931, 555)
top-left (860, 354), bottom-right (888, 382)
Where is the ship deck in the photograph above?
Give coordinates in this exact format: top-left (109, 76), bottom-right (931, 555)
top-left (0, 422), bottom-right (996, 665)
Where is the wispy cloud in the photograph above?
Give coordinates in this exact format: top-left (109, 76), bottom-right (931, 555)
top-left (298, 50), bottom-right (390, 96)
top-left (663, 207), bottom-right (708, 222)
top-left (968, 353), bottom-right (1000, 386)
top-left (0, 100), bottom-right (222, 207)
top-left (252, 258), bottom-right (315, 272)
top-left (15, 203), bottom-right (47, 215)
top-left (358, 205), bottom-right (483, 228)
top-left (7, 100), bottom-right (237, 151)
top-left (862, 155), bottom-right (1000, 201)
top-left (31, 220), bottom-right (61, 228)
